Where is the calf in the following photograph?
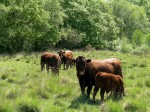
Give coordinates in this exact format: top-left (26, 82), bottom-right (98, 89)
top-left (93, 72), bottom-right (124, 102)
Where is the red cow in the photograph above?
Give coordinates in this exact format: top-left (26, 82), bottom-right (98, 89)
top-left (93, 72), bottom-right (124, 102)
top-left (41, 52), bottom-right (53, 71)
top-left (75, 56), bottom-right (123, 98)
top-left (41, 52), bottom-right (61, 75)
top-left (57, 50), bottom-right (73, 70)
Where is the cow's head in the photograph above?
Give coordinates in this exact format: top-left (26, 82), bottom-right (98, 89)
top-left (57, 50), bottom-right (65, 59)
top-left (75, 56), bottom-right (91, 76)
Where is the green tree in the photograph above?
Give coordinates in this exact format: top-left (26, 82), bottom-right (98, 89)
top-left (145, 33), bottom-right (150, 46)
top-left (0, 0), bottom-right (63, 53)
top-left (62, 0), bottom-right (122, 49)
top-left (111, 0), bottom-right (150, 40)
top-left (132, 29), bottom-right (143, 47)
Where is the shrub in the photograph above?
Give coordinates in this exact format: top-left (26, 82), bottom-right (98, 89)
top-left (0, 102), bottom-right (14, 112)
top-left (16, 97), bottom-right (40, 112)
top-left (128, 74), bottom-right (135, 79)
top-left (132, 29), bottom-right (143, 47)
top-left (124, 100), bottom-right (147, 112)
top-left (131, 45), bottom-right (150, 55)
top-left (56, 28), bottom-right (83, 49)
top-left (107, 101), bottom-right (123, 112)
top-left (138, 61), bottom-right (147, 68)
top-left (118, 37), bottom-right (133, 53)
top-left (136, 81), bottom-right (143, 87)
top-left (1, 74), bottom-right (8, 80)
top-left (84, 44), bottom-right (95, 51)
top-left (145, 79), bottom-right (150, 87)
top-left (145, 33), bottom-right (150, 46)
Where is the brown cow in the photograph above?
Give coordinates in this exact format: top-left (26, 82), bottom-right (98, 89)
top-left (57, 50), bottom-right (73, 70)
top-left (75, 56), bottom-right (123, 98)
top-left (41, 52), bottom-right (53, 71)
top-left (93, 72), bottom-right (124, 102)
top-left (41, 52), bottom-right (61, 75)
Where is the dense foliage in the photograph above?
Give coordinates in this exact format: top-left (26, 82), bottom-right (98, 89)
top-left (0, 0), bottom-right (150, 53)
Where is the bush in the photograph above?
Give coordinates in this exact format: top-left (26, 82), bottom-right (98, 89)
top-left (124, 100), bottom-right (147, 112)
top-left (132, 29), bottom-right (143, 47)
top-left (145, 33), bottom-right (150, 46)
top-left (145, 79), bottom-right (150, 87)
top-left (16, 97), bottom-right (40, 112)
top-left (118, 37), bottom-right (133, 53)
top-left (131, 45), bottom-right (150, 55)
top-left (56, 28), bottom-right (84, 49)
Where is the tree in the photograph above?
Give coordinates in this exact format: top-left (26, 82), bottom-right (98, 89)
top-left (111, 0), bottom-right (150, 40)
top-left (0, 0), bottom-right (63, 53)
top-left (132, 29), bottom-right (143, 47)
top-left (62, 0), bottom-right (122, 49)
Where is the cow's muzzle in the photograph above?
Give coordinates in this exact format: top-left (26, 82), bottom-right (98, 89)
top-left (79, 71), bottom-right (85, 75)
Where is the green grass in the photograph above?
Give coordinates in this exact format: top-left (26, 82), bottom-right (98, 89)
top-left (0, 50), bottom-right (150, 112)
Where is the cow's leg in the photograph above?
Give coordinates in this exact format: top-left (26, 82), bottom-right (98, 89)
top-left (63, 62), bottom-right (66, 70)
top-left (69, 61), bottom-right (71, 68)
top-left (63, 58), bottom-right (67, 70)
top-left (66, 60), bottom-right (69, 70)
top-left (46, 64), bottom-right (49, 73)
top-left (51, 68), bottom-right (54, 74)
top-left (41, 63), bottom-right (44, 71)
top-left (119, 91), bottom-right (122, 99)
top-left (69, 59), bottom-right (72, 68)
top-left (93, 86), bottom-right (99, 100)
top-left (57, 69), bottom-right (59, 76)
top-left (113, 89), bottom-right (118, 100)
top-left (100, 88), bottom-right (105, 102)
top-left (122, 87), bottom-right (125, 96)
top-left (87, 85), bottom-right (92, 98)
top-left (119, 86), bottom-right (125, 98)
top-left (55, 66), bottom-right (59, 75)
top-left (79, 81), bottom-right (85, 94)
top-left (81, 86), bottom-right (85, 94)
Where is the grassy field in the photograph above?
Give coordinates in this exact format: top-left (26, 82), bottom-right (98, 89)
top-left (0, 50), bottom-right (150, 112)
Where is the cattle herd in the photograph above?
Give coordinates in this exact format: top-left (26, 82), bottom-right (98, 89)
top-left (41, 50), bottom-right (125, 103)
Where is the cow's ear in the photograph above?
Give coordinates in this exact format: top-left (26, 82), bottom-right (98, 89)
top-left (57, 51), bottom-right (60, 53)
top-left (86, 59), bottom-right (91, 63)
top-left (73, 59), bottom-right (76, 62)
top-left (75, 58), bottom-right (78, 62)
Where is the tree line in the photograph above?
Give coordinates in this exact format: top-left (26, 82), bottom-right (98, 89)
top-left (0, 0), bottom-right (150, 53)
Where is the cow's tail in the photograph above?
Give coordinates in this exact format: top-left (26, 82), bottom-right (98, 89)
top-left (112, 63), bottom-right (123, 78)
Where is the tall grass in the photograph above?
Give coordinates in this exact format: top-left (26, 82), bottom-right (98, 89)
top-left (0, 50), bottom-right (150, 112)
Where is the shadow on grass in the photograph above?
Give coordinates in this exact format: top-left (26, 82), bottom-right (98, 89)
top-left (68, 94), bottom-right (99, 109)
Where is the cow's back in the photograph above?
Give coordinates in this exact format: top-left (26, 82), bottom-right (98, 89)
top-left (92, 58), bottom-right (122, 78)
top-left (85, 61), bottom-right (115, 85)
top-left (52, 54), bottom-right (61, 68)
top-left (64, 50), bottom-right (73, 59)
top-left (95, 72), bottom-right (124, 93)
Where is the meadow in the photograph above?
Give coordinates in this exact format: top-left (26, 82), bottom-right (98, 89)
top-left (0, 50), bottom-right (150, 112)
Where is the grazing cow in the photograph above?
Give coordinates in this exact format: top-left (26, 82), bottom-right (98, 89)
top-left (41, 52), bottom-right (53, 71)
top-left (41, 52), bottom-right (61, 75)
top-left (75, 56), bottom-right (123, 98)
top-left (93, 72), bottom-right (124, 102)
top-left (57, 50), bottom-right (73, 70)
